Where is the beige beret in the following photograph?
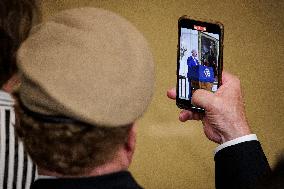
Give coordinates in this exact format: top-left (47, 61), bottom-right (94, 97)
top-left (17, 7), bottom-right (155, 127)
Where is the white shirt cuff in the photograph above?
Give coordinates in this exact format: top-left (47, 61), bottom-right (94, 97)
top-left (214, 134), bottom-right (258, 155)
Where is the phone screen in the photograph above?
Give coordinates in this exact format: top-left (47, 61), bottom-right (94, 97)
top-left (177, 17), bottom-right (223, 111)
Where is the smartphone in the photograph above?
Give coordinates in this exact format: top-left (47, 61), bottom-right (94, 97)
top-left (176, 16), bottom-right (224, 111)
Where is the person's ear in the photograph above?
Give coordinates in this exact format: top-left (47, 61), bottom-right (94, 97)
top-left (125, 123), bottom-right (137, 161)
top-left (2, 74), bottom-right (20, 93)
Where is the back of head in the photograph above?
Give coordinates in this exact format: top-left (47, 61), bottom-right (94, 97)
top-left (15, 7), bottom-right (155, 175)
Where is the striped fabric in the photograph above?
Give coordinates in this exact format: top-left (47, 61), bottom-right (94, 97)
top-left (0, 90), bottom-right (37, 189)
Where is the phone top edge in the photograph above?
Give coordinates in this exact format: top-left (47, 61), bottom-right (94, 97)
top-left (178, 15), bottom-right (224, 27)
top-left (178, 15), bottom-right (224, 36)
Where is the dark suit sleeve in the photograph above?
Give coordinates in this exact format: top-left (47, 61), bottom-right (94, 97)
top-left (215, 141), bottom-right (271, 189)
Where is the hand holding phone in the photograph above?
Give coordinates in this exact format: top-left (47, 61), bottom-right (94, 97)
top-left (176, 16), bottom-right (224, 111)
top-left (169, 71), bottom-right (251, 144)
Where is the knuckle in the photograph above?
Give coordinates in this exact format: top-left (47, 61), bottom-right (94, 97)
top-left (210, 96), bottom-right (222, 112)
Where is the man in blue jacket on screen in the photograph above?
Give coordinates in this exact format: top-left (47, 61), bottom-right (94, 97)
top-left (187, 49), bottom-right (199, 68)
top-left (186, 49), bottom-right (199, 99)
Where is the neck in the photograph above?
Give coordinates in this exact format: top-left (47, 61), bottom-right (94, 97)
top-left (38, 147), bottom-right (131, 178)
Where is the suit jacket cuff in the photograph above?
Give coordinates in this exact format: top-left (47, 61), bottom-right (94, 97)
top-left (214, 134), bottom-right (258, 155)
top-left (214, 140), bottom-right (270, 189)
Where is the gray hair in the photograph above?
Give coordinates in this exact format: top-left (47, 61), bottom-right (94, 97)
top-left (191, 49), bottom-right (197, 53)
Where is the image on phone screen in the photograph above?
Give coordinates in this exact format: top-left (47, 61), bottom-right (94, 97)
top-left (178, 26), bottom-right (220, 101)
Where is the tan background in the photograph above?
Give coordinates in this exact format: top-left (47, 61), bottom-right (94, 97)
top-left (40, 1), bottom-right (283, 188)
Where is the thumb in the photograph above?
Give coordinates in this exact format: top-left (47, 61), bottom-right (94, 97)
top-left (192, 89), bottom-right (215, 110)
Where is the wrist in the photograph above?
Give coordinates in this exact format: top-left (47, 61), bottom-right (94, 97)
top-left (221, 122), bottom-right (251, 144)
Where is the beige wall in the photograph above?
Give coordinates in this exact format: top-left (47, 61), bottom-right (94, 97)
top-left (40, 1), bottom-right (284, 188)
